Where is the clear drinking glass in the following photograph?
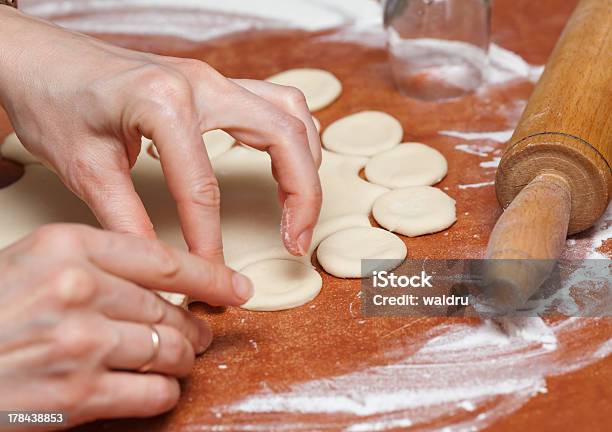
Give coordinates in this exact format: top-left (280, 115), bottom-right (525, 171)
top-left (384, 0), bottom-right (491, 101)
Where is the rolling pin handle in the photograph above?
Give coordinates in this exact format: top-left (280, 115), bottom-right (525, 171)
top-left (482, 172), bottom-right (572, 313)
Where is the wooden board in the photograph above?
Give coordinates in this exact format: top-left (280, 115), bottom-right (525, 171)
top-left (0, 0), bottom-right (610, 430)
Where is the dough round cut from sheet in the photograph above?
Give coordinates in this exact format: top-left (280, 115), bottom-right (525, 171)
top-left (322, 111), bottom-right (403, 156)
top-left (312, 116), bottom-right (321, 132)
top-left (240, 259), bottom-right (322, 311)
top-left (202, 129), bottom-right (236, 158)
top-left (373, 187), bottom-right (456, 237)
top-left (317, 226), bottom-right (407, 278)
top-left (149, 129), bottom-right (235, 159)
top-left (0, 133), bottom-right (39, 165)
top-left (365, 142), bottom-right (448, 188)
top-left (266, 68), bottom-right (342, 112)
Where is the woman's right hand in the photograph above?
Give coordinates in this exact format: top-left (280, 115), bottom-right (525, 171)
top-left (0, 224), bottom-right (251, 428)
top-left (0, 7), bottom-right (322, 264)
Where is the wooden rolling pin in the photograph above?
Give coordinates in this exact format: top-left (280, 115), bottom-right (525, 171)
top-left (482, 0), bottom-right (612, 313)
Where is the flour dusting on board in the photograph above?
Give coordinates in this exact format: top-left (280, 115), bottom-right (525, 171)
top-left (439, 129), bottom-right (514, 143)
top-left (209, 318), bottom-right (609, 431)
top-left (587, 203), bottom-right (612, 259)
top-left (22, 0), bottom-right (381, 41)
top-left (458, 181), bottom-right (495, 190)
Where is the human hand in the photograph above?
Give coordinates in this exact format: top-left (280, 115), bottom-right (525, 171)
top-left (0, 8), bottom-right (322, 263)
top-left (0, 224), bottom-right (253, 428)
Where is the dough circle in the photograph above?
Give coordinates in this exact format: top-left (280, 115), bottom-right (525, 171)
top-left (240, 259), bottom-right (322, 311)
top-left (312, 116), bottom-right (321, 132)
top-left (317, 226), bottom-right (407, 278)
top-left (202, 129), bottom-right (236, 158)
top-left (365, 142), bottom-right (448, 188)
top-left (266, 68), bottom-right (342, 112)
top-left (322, 111), bottom-right (403, 156)
top-left (150, 129), bottom-right (235, 159)
top-left (372, 187), bottom-right (456, 237)
top-left (0, 133), bottom-right (39, 165)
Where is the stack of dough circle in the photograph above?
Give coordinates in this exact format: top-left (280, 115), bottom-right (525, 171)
top-left (322, 111), bottom-right (403, 156)
top-left (317, 226), bottom-right (407, 278)
top-left (365, 142), bottom-right (448, 188)
top-left (372, 186), bottom-right (456, 237)
top-left (240, 259), bottom-right (322, 311)
top-left (266, 68), bottom-right (342, 112)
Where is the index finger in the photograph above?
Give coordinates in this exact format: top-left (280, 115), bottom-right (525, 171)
top-left (74, 225), bottom-right (253, 306)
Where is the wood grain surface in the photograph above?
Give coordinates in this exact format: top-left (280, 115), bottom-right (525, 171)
top-left (0, 0), bottom-right (610, 431)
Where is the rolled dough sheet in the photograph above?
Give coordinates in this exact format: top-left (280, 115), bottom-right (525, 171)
top-left (372, 186), bottom-right (457, 237)
top-left (317, 226), bottom-right (407, 278)
top-left (322, 111), bottom-right (403, 156)
top-left (266, 68), bottom-right (342, 112)
top-left (240, 259), bottom-right (322, 311)
top-left (0, 137), bottom-right (386, 310)
top-left (365, 142), bottom-right (448, 188)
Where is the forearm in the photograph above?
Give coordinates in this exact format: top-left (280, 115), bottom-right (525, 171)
top-left (0, 7), bottom-right (109, 131)
top-left (0, 6), bottom-right (45, 112)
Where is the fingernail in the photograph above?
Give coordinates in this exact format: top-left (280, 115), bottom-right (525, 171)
top-left (232, 272), bottom-right (254, 303)
top-left (197, 321), bottom-right (212, 355)
top-left (297, 229), bottom-right (313, 256)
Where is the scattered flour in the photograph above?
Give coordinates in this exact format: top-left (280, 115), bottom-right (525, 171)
top-left (22, 0), bottom-right (382, 41)
top-left (210, 318), bottom-right (610, 431)
top-left (488, 43), bottom-right (545, 84)
top-left (440, 129), bottom-right (514, 143)
top-left (587, 203), bottom-right (612, 259)
top-left (458, 181), bottom-right (495, 190)
top-left (24, 1), bottom-right (545, 90)
top-left (454, 144), bottom-right (496, 157)
top-left (479, 157), bottom-right (501, 169)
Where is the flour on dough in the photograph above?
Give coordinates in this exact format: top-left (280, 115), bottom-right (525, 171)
top-left (266, 68), bottom-right (342, 112)
top-left (0, 133), bottom-right (39, 165)
top-left (317, 226), bottom-right (407, 278)
top-left (373, 187), bottom-right (456, 237)
top-left (149, 129), bottom-right (235, 160)
top-left (365, 142), bottom-right (448, 188)
top-left (240, 259), bottom-right (322, 311)
top-left (322, 111), bottom-right (403, 156)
